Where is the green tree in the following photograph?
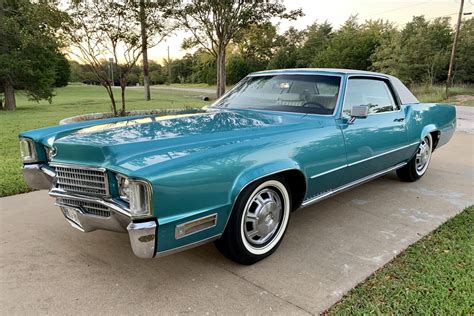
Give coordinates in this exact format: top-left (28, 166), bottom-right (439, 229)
top-left (314, 17), bottom-right (392, 70)
top-left (226, 54), bottom-right (249, 84)
top-left (169, 54), bottom-right (194, 83)
top-left (371, 28), bottom-right (402, 77)
top-left (296, 21), bottom-right (332, 67)
top-left (190, 49), bottom-right (217, 85)
top-left (454, 17), bottom-right (474, 83)
top-left (267, 27), bottom-right (305, 69)
top-left (373, 16), bottom-right (452, 85)
top-left (54, 53), bottom-right (71, 87)
top-left (65, 0), bottom-right (149, 116)
top-left (234, 22), bottom-right (280, 65)
top-left (174, 0), bottom-right (302, 97)
top-left (404, 17), bottom-right (451, 84)
top-left (0, 0), bottom-right (67, 111)
top-left (136, 0), bottom-right (175, 100)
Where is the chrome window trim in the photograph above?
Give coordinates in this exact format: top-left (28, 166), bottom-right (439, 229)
top-left (310, 141), bottom-right (419, 179)
top-left (302, 162), bottom-right (407, 207)
top-left (340, 75), bottom-right (403, 118)
top-left (209, 73), bottom-right (344, 117)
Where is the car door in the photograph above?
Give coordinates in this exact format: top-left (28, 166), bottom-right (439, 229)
top-left (339, 76), bottom-right (410, 184)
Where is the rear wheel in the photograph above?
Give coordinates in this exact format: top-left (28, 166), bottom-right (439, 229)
top-left (397, 134), bottom-right (433, 182)
top-left (215, 176), bottom-right (291, 265)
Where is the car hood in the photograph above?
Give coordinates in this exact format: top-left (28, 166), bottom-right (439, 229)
top-left (49, 109), bottom-right (320, 175)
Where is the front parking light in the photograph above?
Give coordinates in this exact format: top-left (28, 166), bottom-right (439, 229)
top-left (129, 180), bottom-right (152, 217)
top-left (19, 138), bottom-right (38, 163)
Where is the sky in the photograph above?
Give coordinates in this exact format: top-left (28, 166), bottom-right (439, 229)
top-left (147, 0), bottom-right (472, 62)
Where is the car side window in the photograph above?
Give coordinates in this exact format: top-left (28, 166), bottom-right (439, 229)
top-left (343, 78), bottom-right (398, 116)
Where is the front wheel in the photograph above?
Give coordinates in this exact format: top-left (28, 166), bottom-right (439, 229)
top-left (215, 177), bottom-right (291, 265)
top-left (397, 134), bottom-right (433, 182)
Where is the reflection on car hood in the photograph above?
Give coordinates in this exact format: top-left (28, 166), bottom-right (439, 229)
top-left (50, 110), bottom-right (316, 173)
top-left (57, 110), bottom-right (278, 145)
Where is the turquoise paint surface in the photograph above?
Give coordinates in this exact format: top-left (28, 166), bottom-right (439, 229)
top-left (20, 70), bottom-right (456, 253)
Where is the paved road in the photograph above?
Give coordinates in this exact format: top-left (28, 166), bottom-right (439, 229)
top-left (1, 132), bottom-right (473, 314)
top-left (456, 106), bottom-right (474, 134)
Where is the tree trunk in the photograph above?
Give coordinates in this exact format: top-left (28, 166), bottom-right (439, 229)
top-left (3, 80), bottom-right (16, 111)
top-left (216, 46), bottom-right (226, 98)
top-left (103, 83), bottom-right (117, 116)
top-left (120, 80), bottom-right (126, 116)
top-left (140, 0), bottom-right (151, 101)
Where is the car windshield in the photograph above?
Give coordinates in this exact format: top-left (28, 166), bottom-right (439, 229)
top-left (212, 74), bottom-right (341, 115)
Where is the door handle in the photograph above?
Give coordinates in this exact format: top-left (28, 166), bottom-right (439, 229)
top-left (393, 118), bottom-right (405, 122)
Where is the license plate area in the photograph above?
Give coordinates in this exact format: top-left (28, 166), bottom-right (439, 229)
top-left (61, 206), bottom-right (83, 228)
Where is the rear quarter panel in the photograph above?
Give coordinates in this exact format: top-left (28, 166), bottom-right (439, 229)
top-left (404, 103), bottom-right (456, 149)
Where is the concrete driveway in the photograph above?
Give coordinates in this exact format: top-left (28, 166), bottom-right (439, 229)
top-left (1, 131), bottom-right (473, 314)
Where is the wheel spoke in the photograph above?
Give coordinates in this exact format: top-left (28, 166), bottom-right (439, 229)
top-left (246, 229), bottom-right (260, 239)
top-left (243, 187), bottom-right (284, 246)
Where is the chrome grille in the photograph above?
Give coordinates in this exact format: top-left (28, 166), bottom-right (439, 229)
top-left (54, 164), bottom-right (108, 197)
top-left (57, 198), bottom-right (111, 218)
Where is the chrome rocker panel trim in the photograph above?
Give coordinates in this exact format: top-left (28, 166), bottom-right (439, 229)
top-left (302, 162), bottom-right (407, 207)
top-left (310, 142), bottom-right (419, 179)
top-left (154, 234), bottom-right (222, 258)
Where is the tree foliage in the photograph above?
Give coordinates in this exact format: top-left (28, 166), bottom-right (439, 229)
top-left (296, 21), bottom-right (332, 67)
top-left (64, 0), bottom-right (173, 115)
top-left (54, 53), bottom-right (71, 87)
top-left (0, 0), bottom-right (68, 110)
top-left (174, 0), bottom-right (302, 97)
top-left (389, 16), bottom-right (452, 85)
top-left (67, 13), bottom-right (474, 95)
top-left (454, 17), bottom-right (474, 83)
top-left (313, 17), bottom-right (393, 71)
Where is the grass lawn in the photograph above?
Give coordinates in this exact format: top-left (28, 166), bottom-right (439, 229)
top-left (0, 83), bottom-right (212, 197)
top-left (326, 205), bottom-right (474, 315)
top-left (411, 84), bottom-right (474, 106)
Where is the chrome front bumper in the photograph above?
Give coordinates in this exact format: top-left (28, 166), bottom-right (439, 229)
top-left (49, 189), bottom-right (158, 258)
top-left (23, 164), bottom-right (158, 258)
top-left (22, 164), bottom-right (55, 190)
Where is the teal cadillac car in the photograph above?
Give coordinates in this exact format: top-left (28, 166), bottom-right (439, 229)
top-left (19, 69), bottom-right (456, 264)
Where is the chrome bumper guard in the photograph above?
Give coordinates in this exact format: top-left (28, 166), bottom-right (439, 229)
top-left (49, 188), bottom-right (157, 259)
top-left (22, 164), bottom-right (55, 190)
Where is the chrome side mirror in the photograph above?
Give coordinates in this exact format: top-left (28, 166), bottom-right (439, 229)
top-left (351, 105), bottom-right (369, 118)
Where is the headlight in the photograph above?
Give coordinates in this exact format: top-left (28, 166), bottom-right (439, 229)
top-left (44, 146), bottom-right (56, 161)
top-left (116, 174), bottom-right (131, 201)
top-left (116, 175), bottom-right (152, 217)
top-left (19, 138), bottom-right (38, 163)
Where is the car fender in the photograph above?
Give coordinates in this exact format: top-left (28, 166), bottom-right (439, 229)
top-left (421, 124), bottom-right (438, 140)
top-left (229, 159), bottom-right (304, 209)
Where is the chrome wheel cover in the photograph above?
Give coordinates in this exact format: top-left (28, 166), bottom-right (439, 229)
top-left (415, 136), bottom-right (432, 175)
top-left (240, 180), bottom-right (290, 255)
top-left (243, 188), bottom-right (283, 246)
